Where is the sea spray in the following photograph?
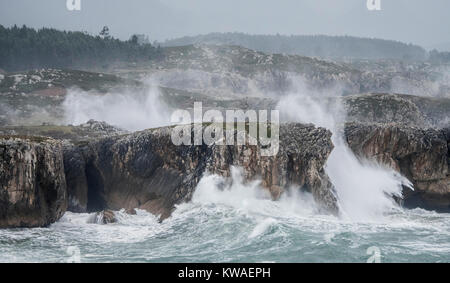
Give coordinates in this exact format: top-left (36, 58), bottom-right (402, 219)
top-left (63, 82), bottom-right (171, 131)
top-left (276, 92), bottom-right (413, 222)
top-left (326, 138), bottom-right (412, 222)
top-left (0, 171), bottom-right (446, 262)
top-left (1, 203), bottom-right (448, 262)
top-left (192, 167), bottom-right (321, 218)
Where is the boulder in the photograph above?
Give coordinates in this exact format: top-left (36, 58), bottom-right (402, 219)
top-left (124, 208), bottom-right (137, 215)
top-left (88, 209), bottom-right (117, 224)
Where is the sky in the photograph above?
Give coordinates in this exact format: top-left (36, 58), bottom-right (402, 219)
top-left (0, 0), bottom-right (449, 49)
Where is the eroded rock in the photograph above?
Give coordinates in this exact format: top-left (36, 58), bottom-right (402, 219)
top-left (345, 123), bottom-right (450, 211)
top-left (65, 123), bottom-right (337, 220)
top-left (87, 209), bottom-right (117, 224)
top-left (0, 136), bottom-right (67, 228)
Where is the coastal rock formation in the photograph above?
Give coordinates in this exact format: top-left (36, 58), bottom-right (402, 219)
top-left (92, 209), bottom-right (117, 224)
top-left (341, 93), bottom-right (450, 128)
top-left (0, 121), bottom-right (126, 213)
top-left (206, 124), bottom-right (336, 211)
top-left (65, 123), bottom-right (337, 220)
top-left (1, 120), bottom-right (449, 228)
top-left (342, 94), bottom-right (427, 127)
top-left (345, 123), bottom-right (450, 212)
top-left (0, 137), bottom-right (67, 228)
top-left (164, 92), bottom-right (450, 129)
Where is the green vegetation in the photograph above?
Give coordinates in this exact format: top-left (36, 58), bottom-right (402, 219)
top-left (155, 45), bottom-right (356, 78)
top-left (0, 25), bottom-right (164, 72)
top-left (0, 124), bottom-right (122, 143)
top-left (0, 69), bottom-right (142, 94)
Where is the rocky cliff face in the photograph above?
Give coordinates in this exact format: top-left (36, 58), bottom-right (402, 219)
top-left (345, 123), bottom-right (450, 212)
top-left (113, 45), bottom-right (449, 98)
top-left (64, 123), bottom-right (337, 220)
top-left (341, 94), bottom-right (428, 127)
top-left (1, 120), bottom-right (449, 228)
top-left (206, 124), bottom-right (337, 212)
top-left (341, 94), bottom-right (450, 128)
top-left (0, 137), bottom-right (67, 228)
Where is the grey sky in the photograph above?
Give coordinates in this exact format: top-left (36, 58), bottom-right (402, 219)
top-left (0, 0), bottom-right (449, 49)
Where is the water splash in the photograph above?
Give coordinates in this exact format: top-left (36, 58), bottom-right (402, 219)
top-left (63, 82), bottom-right (171, 131)
top-left (276, 91), bottom-right (413, 222)
top-left (0, 183), bottom-right (447, 262)
top-left (326, 138), bottom-right (412, 222)
top-left (192, 166), bottom-right (321, 218)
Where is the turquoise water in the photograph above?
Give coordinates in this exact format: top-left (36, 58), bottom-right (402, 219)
top-left (0, 175), bottom-right (449, 263)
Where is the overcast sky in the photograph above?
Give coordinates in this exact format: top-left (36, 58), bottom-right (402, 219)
top-left (0, 0), bottom-right (449, 49)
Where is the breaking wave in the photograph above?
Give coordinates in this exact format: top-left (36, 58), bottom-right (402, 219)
top-left (0, 169), bottom-right (447, 262)
top-left (276, 87), bottom-right (412, 222)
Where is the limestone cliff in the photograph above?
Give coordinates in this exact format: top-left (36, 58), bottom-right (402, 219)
top-left (64, 123), bottom-right (337, 220)
top-left (345, 123), bottom-right (450, 212)
top-left (1, 121), bottom-right (449, 228)
top-left (0, 137), bottom-right (67, 228)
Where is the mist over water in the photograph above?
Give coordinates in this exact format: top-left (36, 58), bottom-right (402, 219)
top-left (62, 82), bottom-right (171, 131)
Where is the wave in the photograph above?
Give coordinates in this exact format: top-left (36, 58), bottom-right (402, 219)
top-left (276, 85), bottom-right (413, 222)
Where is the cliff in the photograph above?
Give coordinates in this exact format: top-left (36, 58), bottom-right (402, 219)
top-left (345, 123), bottom-right (450, 212)
top-left (0, 136), bottom-right (67, 228)
top-left (1, 121), bottom-right (449, 228)
top-left (64, 123), bottom-right (337, 220)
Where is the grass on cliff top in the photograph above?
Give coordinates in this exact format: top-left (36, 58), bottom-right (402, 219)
top-left (140, 44), bottom-right (358, 77)
top-left (0, 124), bottom-right (110, 143)
top-left (0, 69), bottom-right (142, 94)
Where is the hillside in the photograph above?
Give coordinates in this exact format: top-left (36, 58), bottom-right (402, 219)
top-left (0, 25), bottom-right (163, 72)
top-left (162, 32), bottom-right (427, 61)
top-left (113, 45), bottom-right (450, 98)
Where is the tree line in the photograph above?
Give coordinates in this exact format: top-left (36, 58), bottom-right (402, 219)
top-left (0, 25), bottom-right (163, 72)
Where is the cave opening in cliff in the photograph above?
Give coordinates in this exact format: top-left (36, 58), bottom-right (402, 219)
top-left (85, 163), bottom-right (107, 212)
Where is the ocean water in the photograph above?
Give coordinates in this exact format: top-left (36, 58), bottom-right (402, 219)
top-left (2, 80), bottom-right (448, 263)
top-left (0, 167), bottom-right (449, 263)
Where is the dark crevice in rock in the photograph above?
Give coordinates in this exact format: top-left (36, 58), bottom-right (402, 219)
top-left (85, 162), bottom-right (106, 212)
top-left (403, 190), bottom-right (450, 213)
top-left (2, 120), bottom-right (449, 228)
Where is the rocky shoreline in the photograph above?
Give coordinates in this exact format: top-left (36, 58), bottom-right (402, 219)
top-left (0, 136), bottom-right (67, 228)
top-left (1, 120), bottom-right (449, 228)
